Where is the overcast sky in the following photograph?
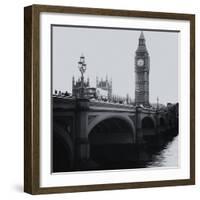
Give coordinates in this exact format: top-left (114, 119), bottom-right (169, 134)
top-left (52, 25), bottom-right (178, 104)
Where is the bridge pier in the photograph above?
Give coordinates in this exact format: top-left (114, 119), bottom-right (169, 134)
top-left (136, 129), bottom-right (144, 144)
top-left (75, 98), bottom-right (90, 162)
top-left (135, 107), bottom-right (144, 144)
top-left (76, 138), bottom-right (90, 161)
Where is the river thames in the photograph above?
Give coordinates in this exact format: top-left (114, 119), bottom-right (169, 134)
top-left (73, 132), bottom-right (179, 171)
top-left (147, 136), bottom-right (178, 168)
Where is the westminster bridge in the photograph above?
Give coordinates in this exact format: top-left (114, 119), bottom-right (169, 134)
top-left (53, 96), bottom-right (178, 171)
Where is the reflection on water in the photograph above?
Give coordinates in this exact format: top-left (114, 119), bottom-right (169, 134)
top-left (147, 136), bottom-right (178, 168)
top-left (75, 132), bottom-right (179, 171)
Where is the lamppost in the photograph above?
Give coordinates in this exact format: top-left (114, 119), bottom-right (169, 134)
top-left (78, 54), bottom-right (87, 98)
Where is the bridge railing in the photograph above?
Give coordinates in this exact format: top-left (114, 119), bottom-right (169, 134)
top-left (90, 99), bottom-right (135, 110)
top-left (52, 95), bottom-right (169, 114)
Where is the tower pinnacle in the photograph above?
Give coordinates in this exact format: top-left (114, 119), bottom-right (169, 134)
top-left (139, 31), bottom-right (145, 40)
top-left (137, 31), bottom-right (148, 53)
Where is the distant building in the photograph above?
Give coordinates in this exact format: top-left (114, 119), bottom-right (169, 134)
top-left (72, 76), bottom-right (96, 98)
top-left (72, 75), bottom-right (113, 101)
top-left (96, 76), bottom-right (112, 101)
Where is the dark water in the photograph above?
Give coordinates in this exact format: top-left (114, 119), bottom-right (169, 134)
top-left (76, 132), bottom-right (178, 171)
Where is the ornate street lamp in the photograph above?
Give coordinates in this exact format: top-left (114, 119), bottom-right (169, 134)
top-left (78, 54), bottom-right (87, 98)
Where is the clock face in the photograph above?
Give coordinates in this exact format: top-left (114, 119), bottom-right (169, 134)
top-left (137, 59), bottom-right (144, 67)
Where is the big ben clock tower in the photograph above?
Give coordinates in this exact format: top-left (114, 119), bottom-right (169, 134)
top-left (135, 31), bottom-right (150, 106)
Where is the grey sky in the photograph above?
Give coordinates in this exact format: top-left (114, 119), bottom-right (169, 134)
top-left (52, 26), bottom-right (178, 104)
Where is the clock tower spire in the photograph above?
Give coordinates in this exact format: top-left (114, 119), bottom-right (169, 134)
top-left (135, 31), bottom-right (150, 107)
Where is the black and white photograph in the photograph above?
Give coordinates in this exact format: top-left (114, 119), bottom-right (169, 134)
top-left (52, 25), bottom-right (179, 173)
top-left (24, 4), bottom-right (195, 194)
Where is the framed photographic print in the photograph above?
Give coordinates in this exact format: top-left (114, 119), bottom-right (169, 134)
top-left (24, 4), bottom-right (195, 194)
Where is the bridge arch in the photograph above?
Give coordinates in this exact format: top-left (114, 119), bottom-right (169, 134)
top-left (53, 122), bottom-right (74, 172)
top-left (141, 116), bottom-right (156, 139)
top-left (159, 117), bottom-right (165, 127)
top-left (141, 116), bottom-right (156, 129)
top-left (88, 115), bottom-right (136, 163)
top-left (87, 114), bottom-right (136, 143)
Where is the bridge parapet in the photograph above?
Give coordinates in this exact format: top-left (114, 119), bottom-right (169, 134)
top-left (53, 96), bottom-right (136, 112)
top-left (53, 96), bottom-right (76, 110)
top-left (89, 100), bottom-right (135, 112)
top-left (53, 96), bottom-right (168, 118)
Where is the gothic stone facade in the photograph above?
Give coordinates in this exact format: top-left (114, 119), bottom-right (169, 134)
top-left (135, 32), bottom-right (150, 107)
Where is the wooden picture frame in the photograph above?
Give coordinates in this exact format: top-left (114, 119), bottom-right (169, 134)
top-left (24, 4), bottom-right (195, 194)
